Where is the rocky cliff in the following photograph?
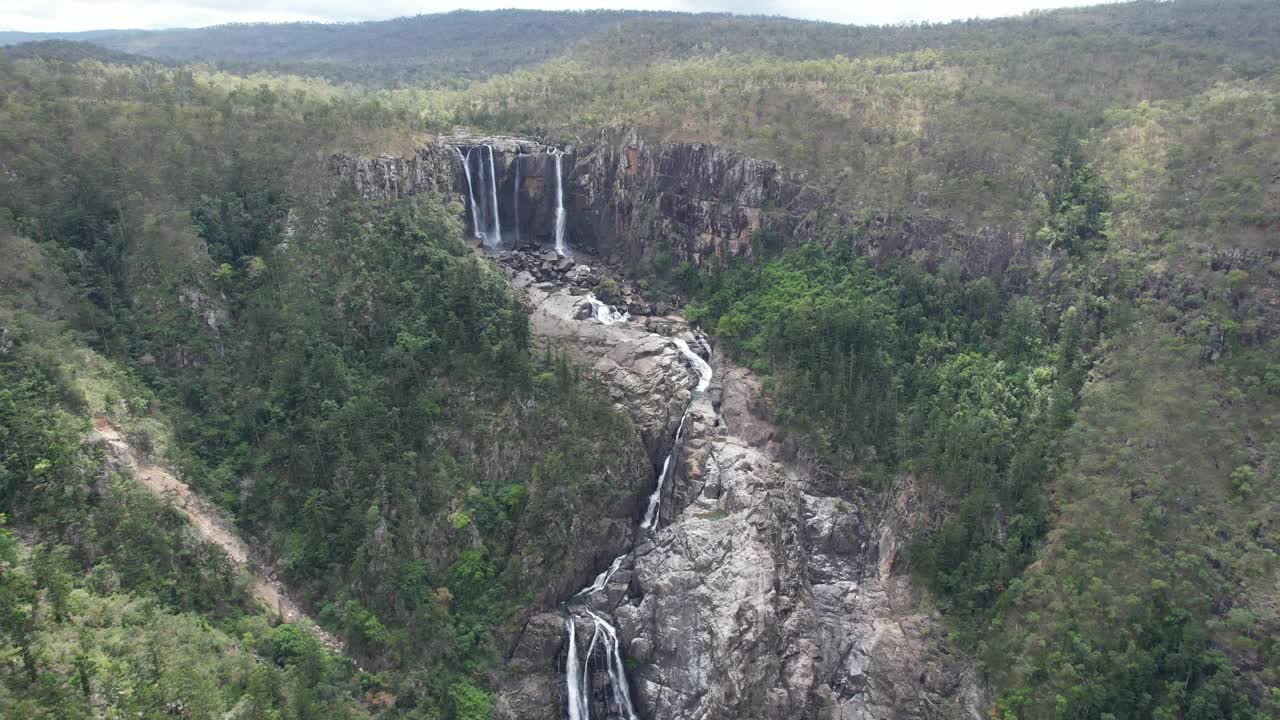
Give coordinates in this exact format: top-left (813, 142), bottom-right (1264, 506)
top-left (328, 135), bottom-right (995, 718)
top-left (329, 128), bottom-right (1028, 279)
top-left (486, 252), bottom-right (987, 720)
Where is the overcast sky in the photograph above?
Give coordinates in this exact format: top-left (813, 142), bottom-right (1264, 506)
top-left (3, 0), bottom-right (1109, 33)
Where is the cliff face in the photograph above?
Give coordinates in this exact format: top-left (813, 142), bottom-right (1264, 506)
top-left (565, 127), bottom-right (821, 263)
top-left (328, 137), bottom-right (992, 719)
top-left (329, 128), bottom-right (1027, 280)
top-left (486, 265), bottom-right (986, 720)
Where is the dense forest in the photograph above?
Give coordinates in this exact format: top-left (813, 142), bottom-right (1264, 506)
top-left (0, 58), bottom-right (643, 717)
top-left (1, 1), bottom-right (1278, 718)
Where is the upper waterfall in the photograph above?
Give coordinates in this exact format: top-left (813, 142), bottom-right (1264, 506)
top-left (553, 149), bottom-right (568, 256)
top-left (458, 146), bottom-right (483, 242)
top-left (485, 145), bottom-right (502, 248)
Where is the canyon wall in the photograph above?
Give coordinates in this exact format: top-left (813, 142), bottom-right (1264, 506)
top-left (329, 128), bottom-right (1028, 280)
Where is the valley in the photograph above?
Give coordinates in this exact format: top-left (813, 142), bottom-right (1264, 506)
top-left (1, 3), bottom-right (1277, 718)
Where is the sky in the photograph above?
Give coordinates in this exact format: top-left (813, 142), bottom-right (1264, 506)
top-left (2, 0), bottom-right (1109, 33)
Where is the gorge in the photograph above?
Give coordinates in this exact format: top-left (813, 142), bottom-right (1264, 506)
top-left (4, 9), bottom-right (1277, 715)
top-left (331, 133), bottom-right (990, 718)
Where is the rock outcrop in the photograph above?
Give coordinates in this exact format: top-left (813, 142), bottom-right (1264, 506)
top-left (326, 143), bottom-right (459, 202)
top-left (329, 129), bottom-right (1031, 280)
top-left (490, 251), bottom-right (987, 720)
top-left (567, 127), bottom-right (822, 264)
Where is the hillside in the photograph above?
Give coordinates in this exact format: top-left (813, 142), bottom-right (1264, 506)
top-left (1, 10), bottom-right (670, 87)
top-left (1, 1), bottom-right (1278, 719)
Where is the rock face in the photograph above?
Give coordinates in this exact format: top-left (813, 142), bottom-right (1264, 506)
top-left (329, 134), bottom-right (577, 250)
top-left (329, 129), bottom-right (1029, 279)
top-left (514, 268), bottom-right (697, 459)
top-left (490, 255), bottom-right (987, 720)
top-left (567, 127), bottom-right (822, 264)
top-left (326, 144), bottom-right (459, 201)
top-left (327, 129), bottom-right (1003, 715)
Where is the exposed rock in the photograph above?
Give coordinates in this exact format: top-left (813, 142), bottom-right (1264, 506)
top-left (522, 279), bottom-right (695, 460)
top-left (496, 274), bottom-right (986, 720)
top-left (330, 140), bottom-right (996, 718)
top-left (330, 129), bottom-right (1029, 279)
top-left (326, 145), bottom-right (460, 202)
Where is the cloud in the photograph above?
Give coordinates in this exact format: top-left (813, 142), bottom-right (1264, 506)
top-left (1, 0), bottom-right (1109, 33)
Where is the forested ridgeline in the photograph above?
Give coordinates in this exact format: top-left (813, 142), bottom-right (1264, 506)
top-left (0, 1), bottom-right (1278, 718)
top-left (0, 58), bottom-right (644, 718)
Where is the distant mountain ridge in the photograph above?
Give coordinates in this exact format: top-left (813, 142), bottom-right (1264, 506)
top-left (1, 10), bottom-right (679, 87)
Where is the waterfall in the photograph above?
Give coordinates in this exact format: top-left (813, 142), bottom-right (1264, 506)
top-left (674, 338), bottom-right (713, 392)
top-left (553, 149), bottom-right (568, 256)
top-left (561, 329), bottom-right (714, 719)
top-left (485, 145), bottom-right (502, 248)
top-left (641, 337), bottom-right (715, 530)
top-left (580, 620), bottom-right (601, 716)
top-left (458, 147), bottom-right (482, 241)
top-left (575, 555), bottom-right (625, 598)
top-left (641, 413), bottom-right (687, 530)
top-left (566, 618), bottom-right (585, 720)
top-left (586, 294), bottom-right (630, 325)
top-left (586, 611), bottom-right (640, 720)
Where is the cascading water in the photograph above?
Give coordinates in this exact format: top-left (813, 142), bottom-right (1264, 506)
top-left (566, 618), bottom-right (585, 720)
top-left (586, 611), bottom-right (639, 720)
top-left (641, 337), bottom-right (714, 529)
top-left (674, 338), bottom-right (713, 393)
top-left (562, 332), bottom-right (714, 718)
top-left (575, 555), bottom-right (625, 598)
top-left (458, 147), bottom-right (483, 241)
top-left (485, 145), bottom-right (502, 248)
top-left (553, 149), bottom-right (569, 256)
top-left (585, 294), bottom-right (630, 325)
top-left (640, 413), bottom-right (687, 530)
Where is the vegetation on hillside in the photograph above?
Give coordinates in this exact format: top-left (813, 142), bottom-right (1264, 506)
top-left (1, 1), bottom-right (1278, 718)
top-left (0, 57), bottom-right (641, 717)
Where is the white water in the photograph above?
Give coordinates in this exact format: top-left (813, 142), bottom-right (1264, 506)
top-left (553, 150), bottom-right (569, 256)
top-left (641, 412), bottom-right (687, 530)
top-left (640, 337), bottom-right (714, 530)
top-left (458, 147), bottom-right (483, 241)
top-left (567, 609), bottom-right (637, 720)
top-left (580, 620), bottom-right (600, 717)
top-left (576, 554), bottom-right (625, 598)
top-left (485, 145), bottom-right (502, 248)
top-left (561, 324), bottom-right (715, 718)
top-left (586, 294), bottom-right (630, 325)
top-left (673, 338), bottom-right (713, 392)
top-left (566, 618), bottom-right (585, 720)
top-left (586, 611), bottom-right (640, 720)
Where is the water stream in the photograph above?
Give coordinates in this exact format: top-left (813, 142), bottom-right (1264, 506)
top-left (485, 145), bottom-right (502, 247)
top-left (562, 321), bottom-right (715, 719)
top-left (585, 294), bottom-right (630, 325)
top-left (458, 147), bottom-right (482, 241)
top-left (553, 149), bottom-right (568, 256)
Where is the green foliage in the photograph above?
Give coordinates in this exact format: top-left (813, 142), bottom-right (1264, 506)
top-left (689, 243), bottom-right (1089, 633)
top-left (1036, 160), bottom-right (1110, 256)
top-left (984, 325), bottom-right (1275, 720)
top-left (3, 4), bottom-right (1279, 716)
top-left (0, 343), bottom-right (248, 616)
top-left (696, 244), bottom-right (900, 457)
top-left (448, 681), bottom-right (493, 720)
top-left (0, 514), bottom-right (366, 717)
